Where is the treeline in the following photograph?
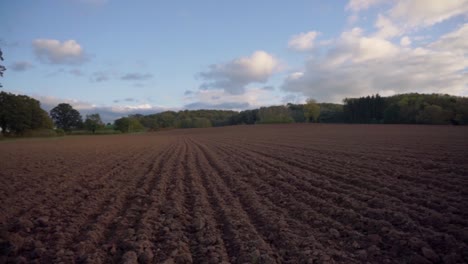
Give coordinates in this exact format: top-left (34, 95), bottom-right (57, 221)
top-left (0, 92), bottom-right (112, 137)
top-left (128, 110), bottom-right (237, 130)
top-left (128, 100), bottom-right (340, 130)
top-left (0, 92), bottom-right (54, 136)
top-left (1, 91), bottom-right (467, 138)
top-left (343, 93), bottom-right (468, 125)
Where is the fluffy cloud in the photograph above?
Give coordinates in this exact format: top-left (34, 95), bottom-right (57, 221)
top-left (389, 0), bottom-right (468, 29)
top-left (282, 24), bottom-right (468, 102)
top-left (327, 28), bottom-right (399, 65)
top-left (10, 61), bottom-right (34, 71)
top-left (33, 39), bottom-right (86, 64)
top-left (374, 14), bottom-right (401, 39)
top-left (288, 31), bottom-right (319, 51)
top-left (199, 51), bottom-right (279, 94)
top-left (429, 23), bottom-right (468, 56)
top-left (347, 1), bottom-right (468, 38)
top-left (120, 73), bottom-right (153, 81)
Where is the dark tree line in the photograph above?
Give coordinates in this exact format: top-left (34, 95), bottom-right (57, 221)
top-left (343, 94), bottom-right (385, 123)
top-left (2, 91), bottom-right (467, 138)
top-left (343, 93), bottom-right (468, 125)
top-left (130, 110), bottom-right (238, 130)
top-left (0, 92), bottom-right (106, 136)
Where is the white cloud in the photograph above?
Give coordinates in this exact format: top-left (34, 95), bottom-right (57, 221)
top-left (374, 14), bottom-right (401, 39)
top-left (288, 31), bottom-right (319, 51)
top-left (389, 0), bottom-right (468, 29)
top-left (184, 87), bottom-right (281, 110)
top-left (287, 72), bottom-right (304, 81)
top-left (400, 36), bottom-right (412, 46)
top-left (429, 23), bottom-right (468, 56)
top-left (327, 28), bottom-right (399, 65)
top-left (282, 25), bottom-right (468, 102)
top-left (199, 50), bottom-right (279, 94)
top-left (33, 39), bottom-right (86, 64)
top-left (346, 0), bottom-right (384, 12)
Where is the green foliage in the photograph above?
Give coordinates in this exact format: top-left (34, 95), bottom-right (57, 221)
top-left (50, 103), bottom-right (83, 131)
top-left (318, 103), bottom-right (344, 123)
top-left (84, 113), bottom-right (104, 133)
top-left (343, 94), bottom-right (385, 123)
top-left (416, 105), bottom-right (449, 124)
top-left (303, 99), bottom-right (321, 122)
top-left (345, 93), bottom-right (467, 125)
top-left (174, 117), bottom-right (212, 129)
top-left (135, 110), bottom-right (234, 130)
top-left (114, 117), bottom-right (145, 133)
top-left (257, 106), bottom-right (294, 124)
top-left (0, 91), bottom-right (54, 135)
top-left (229, 109), bottom-right (259, 124)
top-left (287, 104), bottom-right (306, 123)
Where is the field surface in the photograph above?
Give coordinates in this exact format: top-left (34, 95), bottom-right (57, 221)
top-left (1, 124), bottom-right (467, 264)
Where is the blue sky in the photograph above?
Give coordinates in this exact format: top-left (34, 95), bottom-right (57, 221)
top-left (1, 0), bottom-right (467, 121)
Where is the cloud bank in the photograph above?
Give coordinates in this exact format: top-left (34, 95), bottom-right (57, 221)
top-left (281, 1), bottom-right (468, 103)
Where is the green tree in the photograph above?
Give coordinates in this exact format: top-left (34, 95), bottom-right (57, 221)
top-left (0, 49), bottom-right (6, 88)
top-left (303, 98), bottom-right (321, 122)
top-left (258, 106), bottom-right (293, 124)
top-left (114, 117), bottom-right (144, 133)
top-left (192, 117), bottom-right (212, 128)
top-left (84, 113), bottom-right (104, 133)
top-left (318, 103), bottom-right (344, 123)
top-left (287, 103), bottom-right (306, 123)
top-left (50, 103), bottom-right (83, 131)
top-left (416, 105), bottom-right (448, 124)
top-left (0, 91), bottom-right (53, 135)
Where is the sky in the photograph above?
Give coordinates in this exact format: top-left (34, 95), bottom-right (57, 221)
top-left (1, 0), bottom-right (467, 121)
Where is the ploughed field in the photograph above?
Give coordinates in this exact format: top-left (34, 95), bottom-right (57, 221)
top-left (1, 124), bottom-right (468, 264)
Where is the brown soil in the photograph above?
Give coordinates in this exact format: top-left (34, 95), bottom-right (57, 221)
top-left (1, 124), bottom-right (467, 263)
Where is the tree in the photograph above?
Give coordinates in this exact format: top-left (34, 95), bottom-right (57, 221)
top-left (257, 106), bottom-right (294, 124)
top-left (303, 98), bottom-right (321, 122)
top-left (0, 48), bottom-right (6, 87)
top-left (0, 91), bottom-right (53, 135)
top-left (114, 117), bottom-right (144, 133)
top-left (50, 103), bottom-right (83, 132)
top-left (416, 105), bottom-right (448, 124)
top-left (84, 113), bottom-right (104, 133)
